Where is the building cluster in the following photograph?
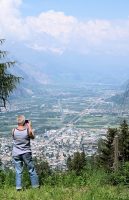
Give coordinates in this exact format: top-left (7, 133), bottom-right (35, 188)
top-left (0, 128), bottom-right (107, 170)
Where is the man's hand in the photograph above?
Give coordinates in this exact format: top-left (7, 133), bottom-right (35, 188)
top-left (27, 121), bottom-right (35, 139)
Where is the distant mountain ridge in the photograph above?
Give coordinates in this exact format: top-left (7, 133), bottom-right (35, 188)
top-left (9, 63), bottom-right (50, 97)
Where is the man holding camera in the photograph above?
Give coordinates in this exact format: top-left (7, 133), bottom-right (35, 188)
top-left (12, 115), bottom-right (39, 191)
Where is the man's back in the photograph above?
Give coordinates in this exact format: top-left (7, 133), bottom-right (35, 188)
top-left (12, 128), bottom-right (31, 156)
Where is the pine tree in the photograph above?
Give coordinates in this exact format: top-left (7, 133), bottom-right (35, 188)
top-left (34, 158), bottom-right (51, 185)
top-left (67, 151), bottom-right (86, 174)
top-left (67, 156), bottom-right (72, 171)
top-left (0, 39), bottom-right (21, 107)
top-left (119, 119), bottom-right (129, 162)
top-left (97, 128), bottom-right (118, 170)
top-left (80, 151), bottom-right (87, 168)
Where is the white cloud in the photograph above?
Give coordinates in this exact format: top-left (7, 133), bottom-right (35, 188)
top-left (0, 0), bottom-right (29, 39)
top-left (27, 43), bottom-right (64, 55)
top-left (26, 10), bottom-right (77, 38)
top-left (0, 0), bottom-right (129, 55)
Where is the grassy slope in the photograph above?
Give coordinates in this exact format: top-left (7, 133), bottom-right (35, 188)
top-left (1, 168), bottom-right (129, 199)
top-left (1, 185), bottom-right (129, 200)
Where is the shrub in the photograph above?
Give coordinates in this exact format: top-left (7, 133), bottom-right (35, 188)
top-left (109, 162), bottom-right (129, 185)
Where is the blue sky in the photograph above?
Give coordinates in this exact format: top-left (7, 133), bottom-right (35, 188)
top-left (0, 0), bottom-right (129, 83)
top-left (21, 0), bottom-right (129, 19)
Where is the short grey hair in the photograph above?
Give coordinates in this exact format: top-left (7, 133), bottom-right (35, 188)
top-left (17, 115), bottom-right (25, 125)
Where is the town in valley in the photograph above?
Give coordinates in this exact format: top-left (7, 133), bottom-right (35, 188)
top-left (0, 84), bottom-right (129, 170)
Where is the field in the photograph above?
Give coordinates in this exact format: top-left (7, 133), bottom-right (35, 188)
top-left (1, 84), bottom-right (128, 137)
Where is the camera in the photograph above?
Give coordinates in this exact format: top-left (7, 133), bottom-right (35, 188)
top-left (25, 120), bottom-right (29, 124)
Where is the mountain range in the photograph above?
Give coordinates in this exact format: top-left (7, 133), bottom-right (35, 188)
top-left (5, 40), bottom-right (129, 95)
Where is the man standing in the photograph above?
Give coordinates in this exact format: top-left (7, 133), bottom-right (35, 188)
top-left (12, 115), bottom-right (39, 191)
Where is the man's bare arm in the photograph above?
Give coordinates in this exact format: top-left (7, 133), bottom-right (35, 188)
top-left (27, 121), bottom-right (35, 139)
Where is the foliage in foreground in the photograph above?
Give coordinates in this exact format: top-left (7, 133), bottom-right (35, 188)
top-left (1, 186), bottom-right (129, 200)
top-left (1, 170), bottom-right (129, 200)
top-left (0, 39), bottom-right (21, 107)
top-left (97, 120), bottom-right (129, 171)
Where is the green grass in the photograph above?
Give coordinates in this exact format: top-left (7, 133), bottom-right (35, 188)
top-left (1, 168), bottom-right (129, 200)
top-left (1, 184), bottom-right (129, 200)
